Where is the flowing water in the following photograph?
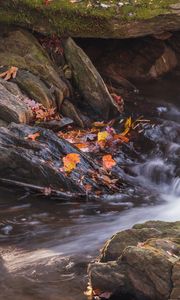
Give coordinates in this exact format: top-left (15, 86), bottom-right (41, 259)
top-left (0, 74), bottom-right (179, 300)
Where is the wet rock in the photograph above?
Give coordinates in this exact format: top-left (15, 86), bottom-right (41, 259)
top-left (63, 37), bottom-right (118, 120)
top-left (0, 123), bottom-right (101, 192)
top-left (88, 221), bottom-right (180, 300)
top-left (0, 119), bottom-right (8, 127)
top-left (0, 79), bottom-right (32, 124)
top-left (38, 118), bottom-right (74, 131)
top-left (170, 261), bottom-right (180, 300)
top-left (61, 99), bottom-right (85, 128)
top-left (13, 70), bottom-right (56, 109)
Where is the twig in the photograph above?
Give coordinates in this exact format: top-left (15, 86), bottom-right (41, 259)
top-left (0, 178), bottom-right (100, 201)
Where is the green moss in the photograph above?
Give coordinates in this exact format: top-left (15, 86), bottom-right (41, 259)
top-left (0, 0), bottom-right (179, 37)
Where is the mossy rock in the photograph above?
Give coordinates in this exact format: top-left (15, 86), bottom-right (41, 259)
top-left (89, 221), bottom-right (180, 300)
top-left (0, 1), bottom-right (180, 38)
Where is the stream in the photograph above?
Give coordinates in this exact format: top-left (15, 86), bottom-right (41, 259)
top-left (0, 73), bottom-right (179, 300)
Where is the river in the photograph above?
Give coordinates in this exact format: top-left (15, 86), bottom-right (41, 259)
top-left (0, 73), bottom-right (179, 300)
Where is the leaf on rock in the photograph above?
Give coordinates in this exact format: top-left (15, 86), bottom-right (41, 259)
top-left (63, 153), bottom-right (80, 173)
top-left (114, 134), bottom-right (129, 143)
top-left (121, 116), bottom-right (132, 136)
top-left (75, 143), bottom-right (89, 152)
top-left (102, 155), bottom-right (116, 170)
top-left (0, 66), bottom-right (18, 80)
top-left (42, 187), bottom-right (52, 196)
top-left (26, 132), bottom-right (40, 141)
top-left (98, 131), bottom-right (109, 143)
top-left (84, 184), bottom-right (92, 192)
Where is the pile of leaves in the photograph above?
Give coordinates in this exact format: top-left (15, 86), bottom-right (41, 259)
top-left (23, 98), bottom-right (60, 123)
top-left (58, 118), bottom-right (131, 154)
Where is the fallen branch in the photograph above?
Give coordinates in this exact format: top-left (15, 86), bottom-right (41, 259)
top-left (0, 178), bottom-right (100, 202)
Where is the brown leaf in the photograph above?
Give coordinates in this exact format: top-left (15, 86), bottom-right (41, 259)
top-left (26, 132), bottom-right (40, 141)
top-left (75, 143), bottom-right (89, 152)
top-left (0, 66), bottom-right (18, 80)
top-left (84, 184), bottom-right (92, 192)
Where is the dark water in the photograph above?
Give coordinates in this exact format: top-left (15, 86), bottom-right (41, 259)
top-left (0, 74), bottom-right (180, 300)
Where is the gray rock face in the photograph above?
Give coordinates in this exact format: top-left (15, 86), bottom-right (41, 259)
top-left (88, 221), bottom-right (180, 300)
top-left (0, 79), bottom-right (32, 124)
top-left (63, 37), bottom-right (119, 120)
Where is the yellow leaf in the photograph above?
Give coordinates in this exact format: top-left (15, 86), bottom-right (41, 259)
top-left (125, 116), bottom-right (132, 129)
top-left (121, 117), bottom-right (132, 136)
top-left (97, 131), bottom-right (109, 143)
top-left (63, 153), bottom-right (80, 173)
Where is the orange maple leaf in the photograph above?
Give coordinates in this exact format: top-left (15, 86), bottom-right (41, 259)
top-left (75, 143), bottom-right (89, 152)
top-left (63, 153), bottom-right (80, 173)
top-left (102, 155), bottom-right (116, 170)
top-left (26, 132), bottom-right (40, 141)
top-left (0, 66), bottom-right (18, 80)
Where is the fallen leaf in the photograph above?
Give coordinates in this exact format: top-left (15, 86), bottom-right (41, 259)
top-left (102, 155), bottom-right (116, 170)
top-left (75, 143), bottom-right (89, 152)
top-left (63, 153), bottom-right (80, 173)
top-left (92, 121), bottom-right (107, 128)
top-left (42, 187), bottom-right (52, 196)
top-left (121, 116), bottom-right (132, 136)
top-left (84, 184), bottom-right (92, 192)
top-left (0, 66), bottom-right (18, 80)
top-left (97, 131), bottom-right (109, 143)
top-left (83, 133), bottom-right (97, 142)
top-left (114, 134), bottom-right (129, 143)
top-left (26, 132), bottom-right (40, 141)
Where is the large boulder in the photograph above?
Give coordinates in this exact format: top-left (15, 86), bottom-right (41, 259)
top-left (63, 37), bottom-right (118, 119)
top-left (88, 221), bottom-right (180, 300)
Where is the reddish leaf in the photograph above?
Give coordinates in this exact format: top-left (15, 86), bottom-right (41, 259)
top-left (26, 132), bottom-right (40, 141)
top-left (102, 155), bottom-right (116, 170)
top-left (84, 184), bottom-right (92, 192)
